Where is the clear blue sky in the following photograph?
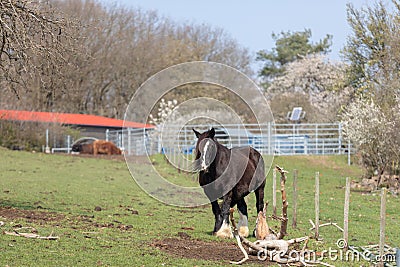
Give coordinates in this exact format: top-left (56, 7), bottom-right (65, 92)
top-left (100, 0), bottom-right (373, 62)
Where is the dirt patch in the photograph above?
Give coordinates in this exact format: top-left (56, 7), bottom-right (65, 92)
top-left (63, 153), bottom-right (158, 166)
top-left (151, 233), bottom-right (273, 265)
top-left (75, 214), bottom-right (133, 231)
top-left (0, 207), bottom-right (133, 231)
top-left (0, 207), bottom-right (64, 223)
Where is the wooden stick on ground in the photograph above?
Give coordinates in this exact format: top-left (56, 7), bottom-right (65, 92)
top-left (309, 219), bottom-right (316, 229)
top-left (230, 208), bottom-right (271, 264)
top-left (229, 208), bottom-right (249, 265)
top-left (4, 229), bottom-right (59, 240)
top-left (229, 164), bottom-right (332, 266)
top-left (309, 222), bottom-right (344, 232)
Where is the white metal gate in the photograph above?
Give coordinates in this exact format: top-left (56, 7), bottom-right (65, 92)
top-left (107, 123), bottom-right (352, 156)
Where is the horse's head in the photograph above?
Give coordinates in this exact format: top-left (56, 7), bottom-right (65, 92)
top-left (71, 143), bottom-right (82, 152)
top-left (193, 128), bottom-right (217, 173)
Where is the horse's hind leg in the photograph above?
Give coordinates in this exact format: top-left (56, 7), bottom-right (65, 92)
top-left (253, 182), bottom-right (265, 237)
top-left (237, 198), bottom-right (249, 237)
top-left (255, 181), bottom-right (265, 213)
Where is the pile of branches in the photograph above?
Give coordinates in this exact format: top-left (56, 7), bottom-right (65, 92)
top-left (352, 174), bottom-right (400, 195)
top-left (230, 166), bottom-right (333, 266)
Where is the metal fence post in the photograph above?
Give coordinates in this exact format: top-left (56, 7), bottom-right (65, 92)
top-left (292, 124), bottom-right (295, 154)
top-left (128, 128), bottom-right (131, 156)
top-left (304, 138), bottom-right (308, 155)
top-left (118, 132), bottom-right (122, 148)
top-left (238, 124), bottom-right (241, 147)
top-left (45, 129), bottom-right (50, 153)
top-left (158, 129), bottom-right (162, 153)
top-left (315, 124), bottom-right (318, 155)
top-left (348, 140), bottom-right (351, 166)
top-left (268, 122), bottom-right (271, 155)
top-left (67, 135), bottom-right (71, 153)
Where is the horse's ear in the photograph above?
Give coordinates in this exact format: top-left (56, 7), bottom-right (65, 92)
top-left (193, 128), bottom-right (201, 138)
top-left (209, 128), bottom-right (215, 138)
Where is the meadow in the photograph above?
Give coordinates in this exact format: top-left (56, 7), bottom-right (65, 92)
top-left (0, 147), bottom-right (399, 266)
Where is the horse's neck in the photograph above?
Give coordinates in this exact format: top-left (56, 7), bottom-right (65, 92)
top-left (214, 141), bottom-right (230, 168)
top-left (216, 142), bottom-right (229, 154)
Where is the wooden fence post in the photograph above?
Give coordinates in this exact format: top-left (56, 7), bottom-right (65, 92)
top-left (315, 171), bottom-right (320, 239)
top-left (273, 167), bottom-right (277, 216)
top-left (379, 188), bottom-right (387, 267)
top-left (292, 169), bottom-right (298, 229)
top-left (343, 177), bottom-right (351, 249)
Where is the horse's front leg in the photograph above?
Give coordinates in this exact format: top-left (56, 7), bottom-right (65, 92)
top-left (214, 192), bottom-right (233, 238)
top-left (211, 201), bottom-right (222, 233)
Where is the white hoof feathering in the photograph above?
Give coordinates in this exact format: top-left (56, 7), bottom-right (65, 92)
top-left (238, 210), bottom-right (249, 237)
top-left (215, 220), bottom-right (233, 239)
top-left (238, 226), bottom-right (249, 237)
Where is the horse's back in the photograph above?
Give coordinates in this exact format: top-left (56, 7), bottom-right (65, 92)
top-left (93, 140), bottom-right (121, 155)
top-left (230, 146), bottom-right (265, 193)
top-left (231, 146), bottom-right (263, 169)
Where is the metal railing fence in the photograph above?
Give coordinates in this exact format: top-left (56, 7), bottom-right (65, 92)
top-left (106, 123), bottom-right (353, 157)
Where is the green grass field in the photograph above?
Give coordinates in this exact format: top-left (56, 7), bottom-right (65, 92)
top-left (0, 148), bottom-right (399, 266)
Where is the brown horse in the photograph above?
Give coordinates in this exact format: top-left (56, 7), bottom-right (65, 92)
top-left (93, 140), bottom-right (122, 155)
top-left (193, 128), bottom-right (266, 238)
top-left (72, 143), bottom-right (93, 154)
top-left (80, 144), bottom-right (94, 154)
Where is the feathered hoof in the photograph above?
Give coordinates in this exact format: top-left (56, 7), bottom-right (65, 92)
top-left (239, 226), bottom-right (249, 238)
top-left (214, 221), bottom-right (233, 239)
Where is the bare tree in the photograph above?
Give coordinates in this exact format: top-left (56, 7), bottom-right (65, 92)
top-left (52, 0), bottom-right (254, 118)
top-left (1, 0), bottom-right (254, 119)
top-left (0, 0), bottom-right (80, 109)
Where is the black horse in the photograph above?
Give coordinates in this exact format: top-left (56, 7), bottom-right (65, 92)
top-left (193, 128), bottom-right (266, 238)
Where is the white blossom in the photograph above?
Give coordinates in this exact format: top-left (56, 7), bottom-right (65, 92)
top-left (149, 98), bottom-right (179, 126)
top-left (341, 96), bottom-right (400, 177)
top-left (266, 54), bottom-right (351, 122)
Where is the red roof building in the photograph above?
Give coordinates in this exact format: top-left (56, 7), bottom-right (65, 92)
top-left (0, 110), bottom-right (154, 129)
top-left (0, 109), bottom-right (154, 140)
